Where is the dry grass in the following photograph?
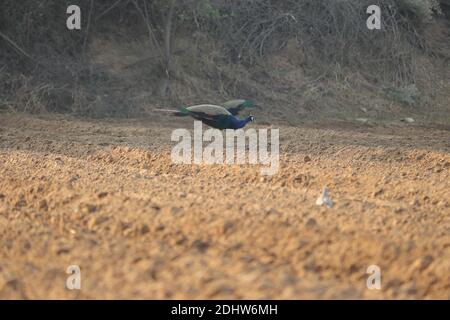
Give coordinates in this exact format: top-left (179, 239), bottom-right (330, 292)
top-left (0, 0), bottom-right (448, 120)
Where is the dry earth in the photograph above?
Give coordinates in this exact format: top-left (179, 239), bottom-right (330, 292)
top-left (0, 112), bottom-right (449, 299)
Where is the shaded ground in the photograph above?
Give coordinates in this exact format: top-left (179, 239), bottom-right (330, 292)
top-left (0, 112), bottom-right (449, 299)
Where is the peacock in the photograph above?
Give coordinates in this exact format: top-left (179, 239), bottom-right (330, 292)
top-left (174, 104), bottom-right (254, 130)
top-left (156, 99), bottom-right (256, 129)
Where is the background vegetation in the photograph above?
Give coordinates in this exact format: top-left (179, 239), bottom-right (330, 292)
top-left (0, 0), bottom-right (448, 122)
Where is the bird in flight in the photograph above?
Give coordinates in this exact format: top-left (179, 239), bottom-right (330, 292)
top-left (156, 99), bottom-right (257, 129)
top-left (174, 104), bottom-right (254, 130)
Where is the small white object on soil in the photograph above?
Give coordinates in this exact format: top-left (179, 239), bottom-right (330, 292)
top-left (316, 187), bottom-right (334, 208)
top-left (355, 118), bottom-right (369, 124)
top-left (401, 117), bottom-right (415, 123)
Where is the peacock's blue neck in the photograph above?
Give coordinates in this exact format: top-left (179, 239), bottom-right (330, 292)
top-left (233, 116), bottom-right (252, 129)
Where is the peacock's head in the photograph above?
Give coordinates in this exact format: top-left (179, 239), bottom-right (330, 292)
top-left (248, 115), bottom-right (255, 122)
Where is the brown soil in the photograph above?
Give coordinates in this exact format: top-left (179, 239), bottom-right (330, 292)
top-left (0, 112), bottom-right (449, 299)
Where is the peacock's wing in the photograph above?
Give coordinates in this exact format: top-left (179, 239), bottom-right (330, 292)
top-left (184, 105), bottom-right (235, 129)
top-left (223, 99), bottom-right (255, 116)
top-left (186, 104), bottom-right (231, 118)
top-left (223, 99), bottom-right (245, 115)
top-left (200, 115), bottom-right (233, 129)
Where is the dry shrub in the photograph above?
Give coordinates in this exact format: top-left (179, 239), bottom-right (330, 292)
top-left (397, 0), bottom-right (442, 24)
top-left (208, 0), bottom-right (443, 85)
top-left (0, 0), bottom-right (447, 117)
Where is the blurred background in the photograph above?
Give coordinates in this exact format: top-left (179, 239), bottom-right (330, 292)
top-left (0, 0), bottom-right (449, 124)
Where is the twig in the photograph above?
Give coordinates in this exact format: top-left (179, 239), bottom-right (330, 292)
top-left (95, 0), bottom-right (126, 21)
top-left (132, 0), bottom-right (164, 65)
top-left (83, 0), bottom-right (95, 59)
top-left (0, 30), bottom-right (57, 75)
top-left (163, 0), bottom-right (176, 77)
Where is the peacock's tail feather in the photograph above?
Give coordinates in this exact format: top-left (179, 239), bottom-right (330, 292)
top-left (174, 107), bottom-right (190, 117)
